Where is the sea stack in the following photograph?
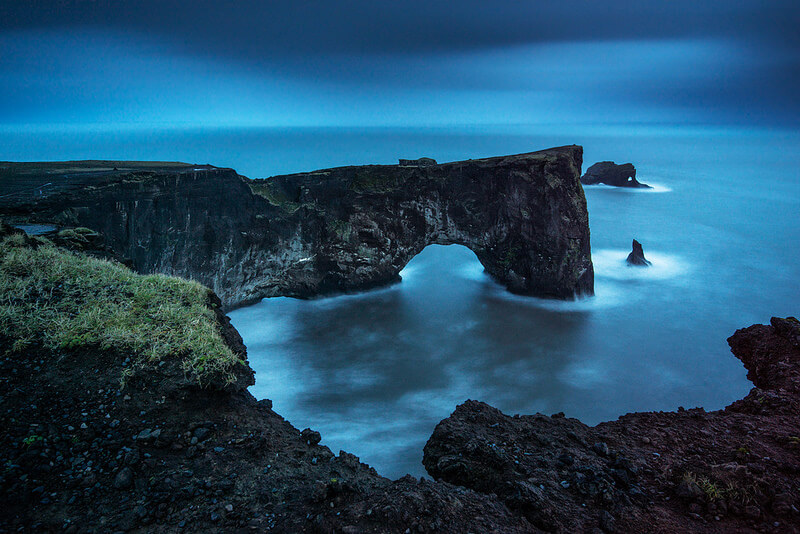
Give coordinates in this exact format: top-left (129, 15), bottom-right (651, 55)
top-left (581, 161), bottom-right (651, 188)
top-left (626, 239), bottom-right (651, 266)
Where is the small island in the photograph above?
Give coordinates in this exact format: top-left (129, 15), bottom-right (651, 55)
top-left (581, 161), bottom-right (652, 188)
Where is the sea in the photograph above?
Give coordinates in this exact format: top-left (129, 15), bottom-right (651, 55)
top-left (4, 123), bottom-right (799, 478)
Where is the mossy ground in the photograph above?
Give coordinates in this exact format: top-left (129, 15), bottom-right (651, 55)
top-left (0, 233), bottom-right (244, 387)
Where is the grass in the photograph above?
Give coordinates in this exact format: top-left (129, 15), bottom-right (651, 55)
top-left (0, 233), bottom-right (245, 388)
top-left (681, 472), bottom-right (757, 505)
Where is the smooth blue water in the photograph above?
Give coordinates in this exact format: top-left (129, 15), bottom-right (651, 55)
top-left (4, 125), bottom-right (799, 478)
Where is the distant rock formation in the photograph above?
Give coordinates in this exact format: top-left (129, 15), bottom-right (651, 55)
top-left (581, 161), bottom-right (651, 188)
top-left (398, 157), bottom-right (437, 166)
top-left (0, 147), bottom-right (594, 307)
top-left (626, 239), bottom-right (651, 266)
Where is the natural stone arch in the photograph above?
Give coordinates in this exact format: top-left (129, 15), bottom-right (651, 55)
top-left (1, 147), bottom-right (593, 307)
top-left (256, 145), bottom-right (593, 301)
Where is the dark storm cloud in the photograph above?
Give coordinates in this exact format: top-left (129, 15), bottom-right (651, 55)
top-left (3, 1), bottom-right (798, 58)
top-left (1, 1), bottom-right (798, 127)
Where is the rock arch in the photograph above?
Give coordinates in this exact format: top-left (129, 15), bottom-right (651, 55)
top-left (255, 145), bottom-right (593, 301)
top-left (1, 146), bottom-right (594, 307)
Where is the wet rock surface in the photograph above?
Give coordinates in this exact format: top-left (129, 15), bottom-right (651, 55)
top-left (626, 239), bottom-right (651, 266)
top-left (0, 147), bottom-right (594, 308)
top-left (581, 161), bottom-right (651, 188)
top-left (424, 317), bottom-right (800, 533)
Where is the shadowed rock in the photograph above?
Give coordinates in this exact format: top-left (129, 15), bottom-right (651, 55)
top-left (0, 147), bottom-right (594, 307)
top-left (581, 161), bottom-right (651, 188)
top-left (626, 239), bottom-right (651, 266)
top-left (423, 317), bottom-right (800, 532)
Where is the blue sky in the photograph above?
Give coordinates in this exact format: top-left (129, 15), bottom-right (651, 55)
top-left (1, 1), bottom-right (798, 129)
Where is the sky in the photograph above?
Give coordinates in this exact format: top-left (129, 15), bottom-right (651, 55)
top-left (1, 1), bottom-right (798, 129)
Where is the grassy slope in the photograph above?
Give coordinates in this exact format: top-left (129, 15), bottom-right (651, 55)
top-left (0, 232), bottom-right (245, 387)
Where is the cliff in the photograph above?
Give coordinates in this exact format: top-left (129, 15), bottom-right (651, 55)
top-left (0, 230), bottom-right (530, 533)
top-left (0, 147), bottom-right (593, 307)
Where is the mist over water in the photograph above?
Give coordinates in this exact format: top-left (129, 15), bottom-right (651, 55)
top-left (4, 125), bottom-right (798, 478)
top-left (226, 126), bottom-right (800, 478)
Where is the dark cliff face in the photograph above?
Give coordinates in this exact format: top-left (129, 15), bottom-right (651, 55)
top-left (258, 145), bottom-right (593, 301)
top-left (0, 147), bottom-right (593, 307)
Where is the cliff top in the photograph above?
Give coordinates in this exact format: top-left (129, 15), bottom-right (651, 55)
top-left (0, 161), bottom-right (223, 206)
top-left (0, 222), bottom-right (250, 390)
top-left (261, 145), bottom-right (582, 180)
top-left (0, 146), bottom-right (582, 203)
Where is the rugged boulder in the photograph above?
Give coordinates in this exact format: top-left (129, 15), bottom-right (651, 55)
top-left (0, 147), bottom-right (594, 307)
top-left (626, 239), bottom-right (651, 266)
top-left (581, 161), bottom-right (651, 188)
top-left (423, 318), bottom-right (800, 532)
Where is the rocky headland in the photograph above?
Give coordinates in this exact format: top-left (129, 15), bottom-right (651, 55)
top-left (1, 224), bottom-right (798, 532)
top-left (0, 147), bottom-right (593, 308)
top-left (0, 225), bottom-right (529, 533)
top-left (424, 317), bottom-right (800, 532)
top-left (1, 151), bottom-right (797, 533)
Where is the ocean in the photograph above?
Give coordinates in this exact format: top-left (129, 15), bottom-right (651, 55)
top-left (4, 124), bottom-right (799, 478)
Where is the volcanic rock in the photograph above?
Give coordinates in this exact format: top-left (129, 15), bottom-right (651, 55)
top-left (398, 157), bottom-right (437, 166)
top-left (581, 161), bottom-right (651, 188)
top-left (423, 317), bottom-right (800, 532)
top-left (626, 239), bottom-right (651, 266)
top-left (0, 148), bottom-right (594, 307)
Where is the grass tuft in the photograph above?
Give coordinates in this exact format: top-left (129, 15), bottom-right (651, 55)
top-left (0, 234), bottom-right (245, 388)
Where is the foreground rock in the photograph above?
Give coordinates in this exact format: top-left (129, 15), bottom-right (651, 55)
top-left (626, 239), bottom-right (651, 266)
top-left (2, 227), bottom-right (798, 532)
top-left (581, 161), bottom-right (651, 188)
top-left (0, 231), bottom-right (529, 533)
top-left (0, 147), bottom-right (593, 308)
top-left (424, 317), bottom-right (800, 533)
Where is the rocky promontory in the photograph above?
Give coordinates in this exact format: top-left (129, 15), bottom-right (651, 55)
top-left (0, 147), bottom-right (593, 308)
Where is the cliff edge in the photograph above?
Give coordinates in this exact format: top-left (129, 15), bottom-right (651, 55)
top-left (0, 229), bottom-right (529, 533)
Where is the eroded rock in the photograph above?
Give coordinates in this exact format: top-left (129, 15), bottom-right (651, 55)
top-left (581, 161), bottom-right (651, 188)
top-left (0, 148), bottom-right (594, 307)
top-left (626, 239), bottom-right (651, 266)
top-left (424, 317), bottom-right (800, 532)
